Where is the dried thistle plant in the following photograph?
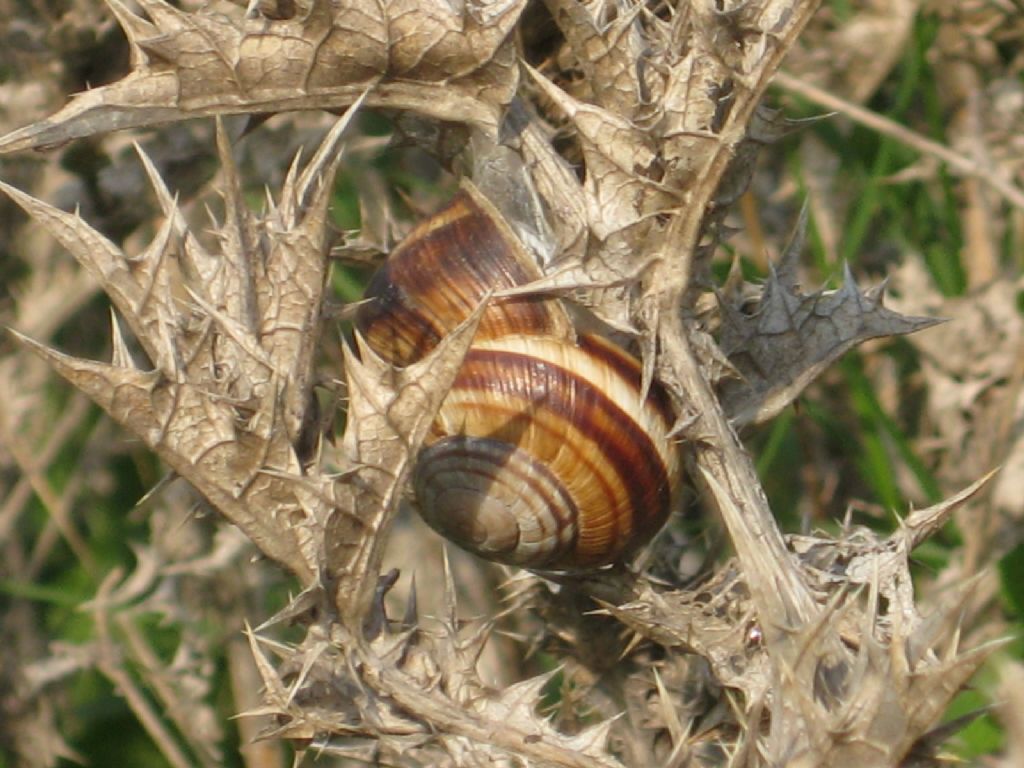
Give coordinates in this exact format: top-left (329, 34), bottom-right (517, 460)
top-left (0, 0), bottom-right (1012, 766)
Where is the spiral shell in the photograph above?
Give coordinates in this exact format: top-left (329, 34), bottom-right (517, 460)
top-left (356, 184), bottom-right (680, 568)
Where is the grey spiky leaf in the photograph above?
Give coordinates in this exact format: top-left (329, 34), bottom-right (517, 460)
top-left (719, 260), bottom-right (941, 427)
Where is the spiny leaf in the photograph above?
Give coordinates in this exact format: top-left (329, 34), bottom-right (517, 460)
top-left (3, 112), bottom-right (363, 582)
top-left (0, 178), bottom-right (181, 375)
top-left (549, 1), bottom-right (649, 117)
top-left (719, 259), bottom-right (941, 427)
top-left (326, 295), bottom-right (491, 623)
top-left (0, 0), bottom-right (528, 154)
top-left (11, 331), bottom-right (316, 578)
top-left (526, 64), bottom-right (668, 242)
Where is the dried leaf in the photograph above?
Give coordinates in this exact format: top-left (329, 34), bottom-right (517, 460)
top-left (326, 297), bottom-right (490, 623)
top-left (3, 111), bottom-right (361, 581)
top-left (0, 0), bottom-right (527, 154)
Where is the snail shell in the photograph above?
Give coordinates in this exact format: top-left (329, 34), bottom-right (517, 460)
top-left (356, 184), bottom-right (680, 569)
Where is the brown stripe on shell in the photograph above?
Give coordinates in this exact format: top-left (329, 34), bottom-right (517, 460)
top-left (414, 436), bottom-right (578, 566)
top-left (443, 347), bottom-right (673, 566)
top-left (427, 439), bottom-right (578, 541)
top-left (577, 333), bottom-right (675, 427)
top-left (356, 189), bottom-right (571, 366)
top-left (356, 277), bottom-right (444, 365)
top-left (431, 402), bottom-right (624, 563)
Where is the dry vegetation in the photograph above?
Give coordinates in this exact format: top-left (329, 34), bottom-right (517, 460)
top-left (0, 0), bottom-right (1022, 766)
